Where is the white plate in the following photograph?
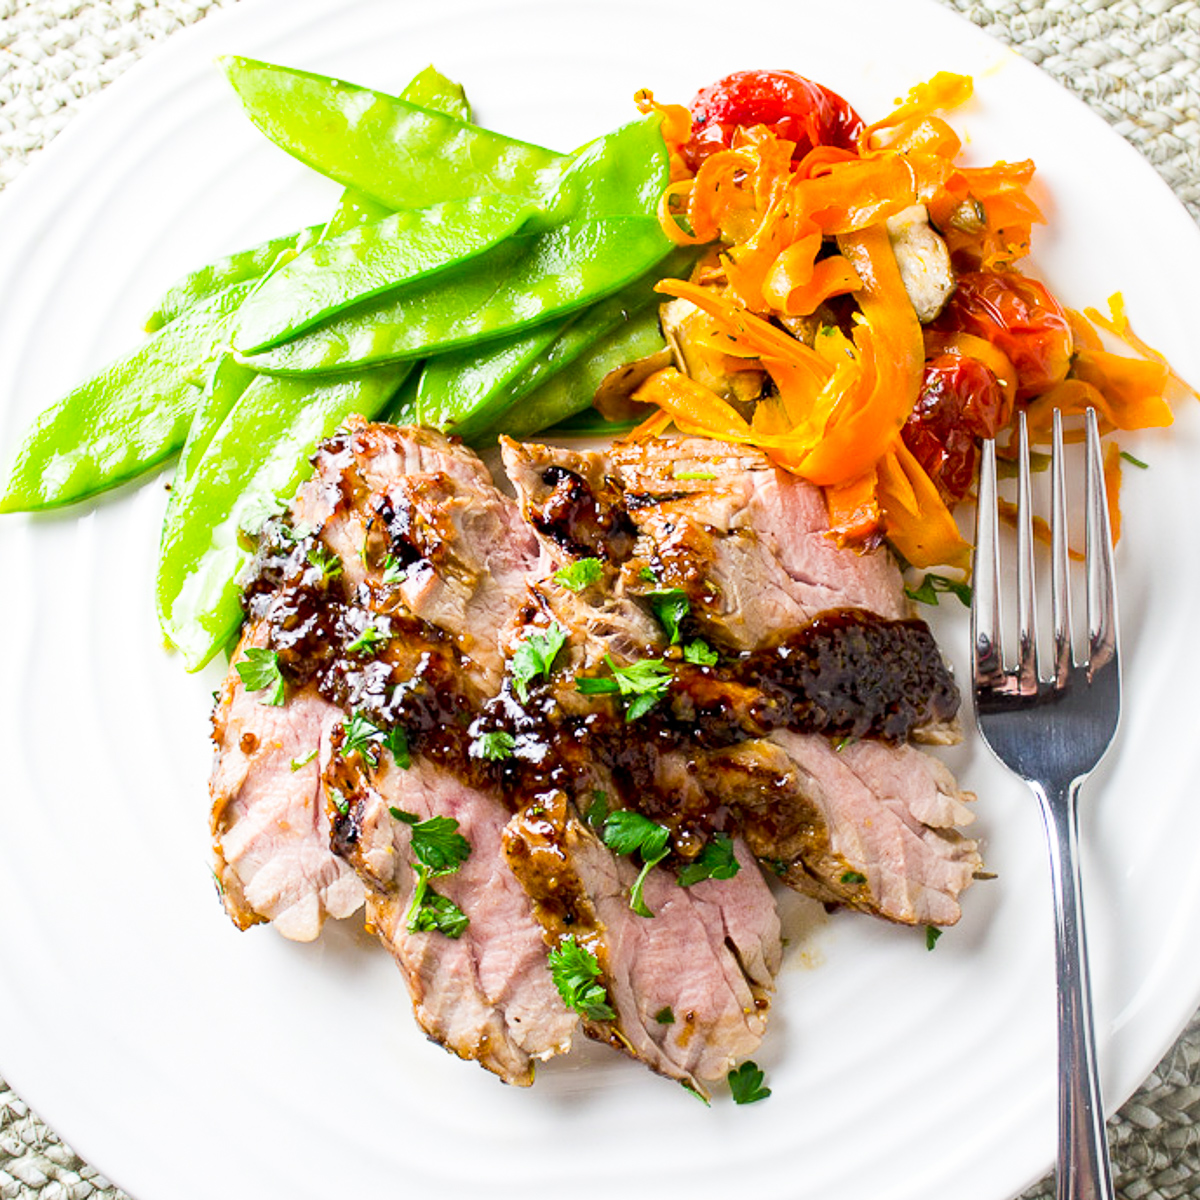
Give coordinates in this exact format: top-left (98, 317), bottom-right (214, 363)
top-left (2, 1), bottom-right (1199, 1198)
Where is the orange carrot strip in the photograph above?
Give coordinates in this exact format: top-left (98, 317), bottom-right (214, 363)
top-left (1085, 293), bottom-right (1200, 402)
top-left (1103, 440), bottom-right (1123, 545)
top-left (762, 251), bottom-right (862, 316)
top-left (789, 154), bottom-right (916, 235)
top-left (876, 441), bottom-right (972, 570)
top-left (1071, 349), bottom-right (1173, 430)
top-left (860, 72), bottom-right (973, 150)
top-left (631, 368), bottom-right (755, 442)
top-left (824, 468), bottom-right (883, 546)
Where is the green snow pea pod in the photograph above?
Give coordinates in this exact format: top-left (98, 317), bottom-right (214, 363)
top-left (220, 56), bottom-right (565, 212)
top-left (475, 304), bottom-right (668, 442)
top-left (144, 67), bottom-right (470, 331)
top-left (236, 191), bottom-right (538, 355)
top-left (0, 281), bottom-right (255, 513)
top-left (242, 213), bottom-right (672, 376)
top-left (233, 114), bottom-right (664, 358)
top-left (419, 247), bottom-right (693, 440)
top-left (158, 363), bottom-right (411, 669)
top-left (144, 226), bottom-right (323, 332)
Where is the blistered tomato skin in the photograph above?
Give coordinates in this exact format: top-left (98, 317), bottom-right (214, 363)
top-left (902, 354), bottom-right (1010, 503)
top-left (682, 69), bottom-right (866, 171)
top-left (934, 271), bottom-right (1073, 401)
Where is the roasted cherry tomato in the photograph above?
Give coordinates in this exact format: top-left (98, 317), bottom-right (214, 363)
top-left (902, 354), bottom-right (1010, 504)
top-left (682, 69), bottom-right (865, 171)
top-left (934, 271), bottom-right (1073, 401)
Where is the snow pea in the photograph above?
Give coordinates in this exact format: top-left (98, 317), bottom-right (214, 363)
top-left (475, 304), bottom-right (668, 441)
top-left (157, 363), bottom-right (412, 669)
top-left (241, 214), bottom-right (671, 376)
top-left (220, 56), bottom-right (565, 212)
top-left (417, 247), bottom-right (692, 440)
top-left (0, 281), bottom-right (255, 513)
top-left (233, 113), bottom-right (664, 359)
top-left (143, 68), bottom-right (470, 331)
top-left (236, 191), bottom-right (538, 355)
top-left (144, 226), bottom-right (323, 332)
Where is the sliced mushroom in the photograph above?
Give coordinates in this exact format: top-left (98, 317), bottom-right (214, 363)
top-left (885, 204), bottom-right (956, 324)
top-left (660, 297), bottom-right (764, 405)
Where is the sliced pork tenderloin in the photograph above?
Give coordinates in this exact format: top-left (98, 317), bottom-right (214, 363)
top-left (210, 621), bottom-right (364, 941)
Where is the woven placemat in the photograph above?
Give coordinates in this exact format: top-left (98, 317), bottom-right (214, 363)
top-left (1, 3), bottom-right (1198, 1199)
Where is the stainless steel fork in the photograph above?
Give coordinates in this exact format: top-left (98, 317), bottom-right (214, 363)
top-left (972, 407), bottom-right (1120, 1200)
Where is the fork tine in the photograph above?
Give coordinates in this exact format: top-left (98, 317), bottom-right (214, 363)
top-left (1084, 407), bottom-right (1119, 673)
top-left (1015, 411), bottom-right (1040, 692)
top-left (1051, 409), bottom-right (1072, 684)
top-left (972, 437), bottom-right (1003, 685)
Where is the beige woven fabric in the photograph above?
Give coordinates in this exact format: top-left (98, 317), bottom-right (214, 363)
top-left (1, 3), bottom-right (1198, 1200)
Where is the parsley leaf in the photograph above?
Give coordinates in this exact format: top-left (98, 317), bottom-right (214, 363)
top-left (904, 573), bottom-right (972, 608)
top-left (1120, 450), bottom-right (1149, 469)
top-left (548, 935), bottom-right (615, 1021)
top-left (654, 1006), bottom-right (676, 1025)
top-left (926, 925), bottom-right (943, 951)
top-left (728, 1061), bottom-right (771, 1104)
top-left (553, 557), bottom-right (604, 592)
top-left (389, 811), bottom-right (471, 875)
top-left (346, 623), bottom-right (387, 657)
top-left (306, 543), bottom-right (343, 583)
top-left (408, 886), bottom-right (469, 938)
top-left (510, 623), bottom-right (568, 702)
top-left (381, 553), bottom-right (408, 585)
top-left (328, 786), bottom-right (349, 816)
top-left (342, 710), bottom-right (385, 764)
top-left (683, 639), bottom-right (718, 667)
top-left (603, 809), bottom-right (671, 917)
top-left (576, 655), bottom-right (673, 722)
top-left (385, 726), bottom-right (411, 770)
top-left (585, 790), bottom-right (609, 829)
top-left (235, 647), bottom-right (286, 706)
top-left (638, 565), bottom-right (658, 584)
top-left (841, 870), bottom-right (867, 886)
top-left (674, 470), bottom-right (716, 481)
top-left (646, 588), bottom-right (689, 644)
top-left (471, 730), bottom-right (516, 761)
top-left (289, 747), bottom-right (318, 772)
top-left (677, 832), bottom-right (741, 888)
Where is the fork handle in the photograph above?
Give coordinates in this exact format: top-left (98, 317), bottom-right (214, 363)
top-left (1035, 780), bottom-right (1116, 1200)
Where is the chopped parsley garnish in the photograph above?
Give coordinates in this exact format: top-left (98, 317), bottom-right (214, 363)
top-left (603, 809), bottom-right (671, 917)
top-left (683, 639), bottom-right (718, 667)
top-left (510, 622), bottom-right (568, 702)
top-left (346, 623), bottom-right (387, 657)
top-left (638, 565), bottom-right (658, 584)
top-left (235, 647), bottom-right (286, 706)
top-left (1120, 450), bottom-right (1149, 469)
top-left (385, 725), bottom-right (411, 770)
top-left (833, 735), bottom-right (858, 752)
top-left (306, 543), bottom-right (343, 583)
top-left (904, 572), bottom-right (972, 608)
top-left (471, 730), bottom-right (516, 761)
top-left (389, 811), bottom-right (471, 875)
top-left (381, 553), bottom-right (408, 585)
top-left (289, 747), bottom-right (318, 772)
top-left (342, 710), bottom-right (385, 764)
top-left (654, 1006), bottom-right (676, 1025)
top-left (841, 870), bottom-right (867, 886)
top-left (548, 935), bottom-right (615, 1021)
top-left (674, 470), bottom-right (716, 481)
top-left (408, 888), bottom-right (469, 938)
top-left (328, 786), bottom-right (349, 817)
top-left (728, 1061), bottom-right (771, 1105)
top-left (646, 588), bottom-right (689, 644)
top-left (677, 832), bottom-right (741, 888)
top-left (585, 790), bottom-right (609, 829)
top-left (553, 557), bottom-right (604, 592)
top-left (575, 655), bottom-right (673, 722)
top-left (926, 925), bottom-right (943, 951)
top-left (388, 809), bottom-right (472, 938)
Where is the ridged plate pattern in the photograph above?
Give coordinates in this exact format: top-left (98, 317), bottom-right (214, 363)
top-left (1, 2), bottom-right (1199, 1198)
